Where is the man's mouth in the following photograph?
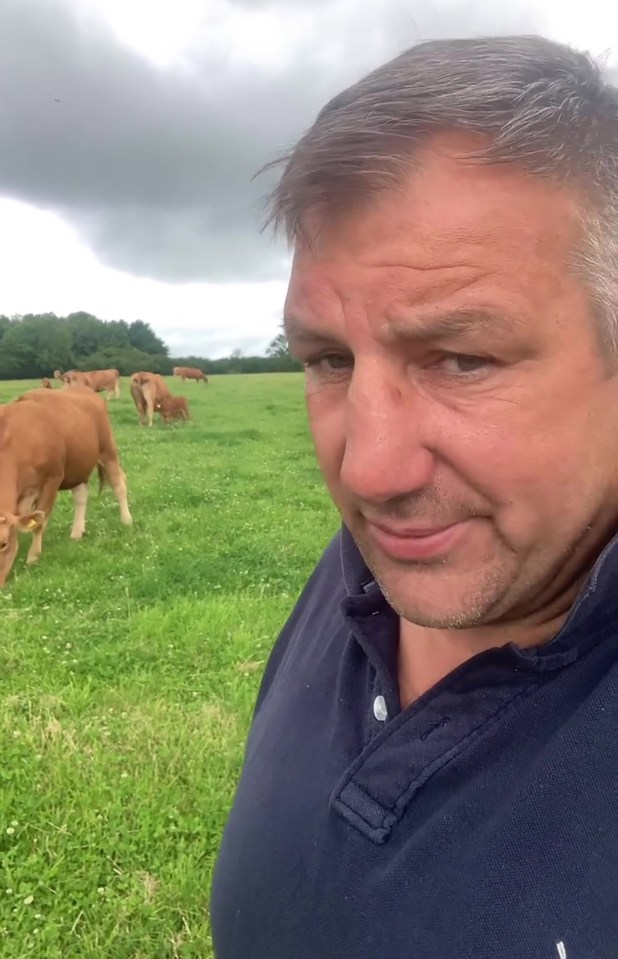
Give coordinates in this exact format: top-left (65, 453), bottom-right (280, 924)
top-left (365, 518), bottom-right (471, 561)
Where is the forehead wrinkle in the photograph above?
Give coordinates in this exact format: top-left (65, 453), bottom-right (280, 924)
top-left (363, 258), bottom-right (474, 273)
top-left (285, 253), bottom-right (526, 347)
top-left (284, 271), bottom-right (357, 343)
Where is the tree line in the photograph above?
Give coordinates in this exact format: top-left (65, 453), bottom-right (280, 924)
top-left (0, 312), bottom-right (302, 380)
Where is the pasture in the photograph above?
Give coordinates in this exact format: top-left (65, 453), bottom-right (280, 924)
top-left (0, 373), bottom-right (338, 957)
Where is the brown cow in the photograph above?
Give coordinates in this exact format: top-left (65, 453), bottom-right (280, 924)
top-left (172, 366), bottom-right (208, 384)
top-left (41, 378), bottom-right (53, 389)
top-left (0, 386), bottom-right (132, 586)
top-left (130, 372), bottom-right (171, 427)
top-left (156, 394), bottom-right (190, 425)
top-left (63, 369), bottom-right (120, 399)
top-left (60, 369), bottom-right (87, 388)
top-left (57, 369), bottom-right (79, 385)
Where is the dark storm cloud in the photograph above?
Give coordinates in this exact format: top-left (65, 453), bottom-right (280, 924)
top-left (0, 0), bottom-right (548, 285)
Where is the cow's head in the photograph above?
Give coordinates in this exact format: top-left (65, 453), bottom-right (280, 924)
top-left (0, 511), bottom-right (45, 586)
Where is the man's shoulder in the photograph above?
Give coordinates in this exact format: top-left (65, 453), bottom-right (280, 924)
top-left (302, 525), bottom-right (348, 597)
top-left (253, 528), bottom-right (348, 713)
top-left (284, 525), bottom-right (349, 624)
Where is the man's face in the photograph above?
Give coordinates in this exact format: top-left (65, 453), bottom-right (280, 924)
top-left (284, 136), bottom-right (618, 629)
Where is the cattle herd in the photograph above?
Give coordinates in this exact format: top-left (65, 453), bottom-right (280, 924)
top-left (0, 365), bottom-right (208, 587)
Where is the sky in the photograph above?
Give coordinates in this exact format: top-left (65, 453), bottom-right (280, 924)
top-left (1, 0), bottom-right (617, 358)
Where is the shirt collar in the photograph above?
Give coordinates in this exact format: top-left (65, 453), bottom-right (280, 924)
top-left (340, 523), bottom-right (375, 596)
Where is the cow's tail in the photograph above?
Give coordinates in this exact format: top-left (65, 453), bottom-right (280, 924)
top-left (97, 463), bottom-right (107, 495)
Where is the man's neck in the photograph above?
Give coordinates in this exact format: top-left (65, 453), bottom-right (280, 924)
top-left (397, 598), bottom-right (576, 709)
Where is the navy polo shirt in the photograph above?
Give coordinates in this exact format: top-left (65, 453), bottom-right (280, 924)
top-left (210, 525), bottom-right (618, 959)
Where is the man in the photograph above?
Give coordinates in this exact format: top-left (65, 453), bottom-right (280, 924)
top-left (210, 35), bottom-right (618, 958)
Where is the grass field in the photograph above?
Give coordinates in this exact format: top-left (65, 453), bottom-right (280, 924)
top-left (0, 373), bottom-right (339, 957)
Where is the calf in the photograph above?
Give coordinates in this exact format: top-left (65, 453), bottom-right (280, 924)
top-left (130, 372), bottom-right (171, 427)
top-left (156, 394), bottom-right (190, 425)
top-left (0, 386), bottom-right (132, 586)
top-left (41, 378), bottom-right (52, 389)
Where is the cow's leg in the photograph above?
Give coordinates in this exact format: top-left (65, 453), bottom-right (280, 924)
top-left (70, 482), bottom-right (89, 539)
top-left (25, 479), bottom-right (59, 565)
top-left (134, 395), bottom-right (147, 425)
top-left (101, 460), bottom-right (133, 526)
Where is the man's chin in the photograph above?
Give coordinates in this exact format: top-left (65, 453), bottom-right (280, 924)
top-left (361, 553), bottom-right (509, 629)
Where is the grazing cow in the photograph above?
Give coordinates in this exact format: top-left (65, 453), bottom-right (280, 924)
top-left (57, 369), bottom-right (81, 386)
top-left (63, 368), bottom-right (121, 399)
top-left (60, 369), bottom-right (87, 388)
top-left (41, 378), bottom-right (53, 389)
top-left (0, 386), bottom-right (132, 586)
top-left (130, 372), bottom-right (171, 427)
top-left (156, 394), bottom-right (190, 425)
top-left (172, 366), bottom-right (208, 384)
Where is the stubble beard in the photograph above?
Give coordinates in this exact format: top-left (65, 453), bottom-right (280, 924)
top-left (352, 531), bottom-right (516, 630)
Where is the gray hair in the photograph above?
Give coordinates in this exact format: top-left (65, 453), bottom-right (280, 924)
top-left (260, 35), bottom-right (618, 350)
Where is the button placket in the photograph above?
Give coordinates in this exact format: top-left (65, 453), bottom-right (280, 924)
top-left (331, 663), bottom-right (545, 844)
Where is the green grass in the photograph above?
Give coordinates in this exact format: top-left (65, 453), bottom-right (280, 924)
top-left (0, 373), bottom-right (339, 957)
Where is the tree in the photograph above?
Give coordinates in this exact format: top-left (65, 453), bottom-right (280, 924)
top-left (266, 325), bottom-right (291, 359)
top-left (228, 347), bottom-right (244, 373)
top-left (0, 310), bottom-right (305, 379)
top-left (0, 314), bottom-right (73, 378)
top-left (0, 315), bottom-right (12, 342)
top-left (128, 319), bottom-right (168, 356)
top-left (65, 311), bottom-right (109, 357)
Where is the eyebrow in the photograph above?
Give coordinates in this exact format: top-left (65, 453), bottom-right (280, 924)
top-left (283, 315), bottom-right (341, 345)
top-left (386, 308), bottom-right (519, 343)
top-left (284, 308), bottom-right (519, 346)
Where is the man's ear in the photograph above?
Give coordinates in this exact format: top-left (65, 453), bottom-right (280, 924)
top-left (16, 510), bottom-right (45, 533)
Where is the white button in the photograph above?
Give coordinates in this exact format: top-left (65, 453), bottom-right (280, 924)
top-left (373, 695), bottom-right (388, 722)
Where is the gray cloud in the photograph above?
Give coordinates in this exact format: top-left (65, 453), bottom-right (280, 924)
top-left (0, 0), bottom-right (552, 286)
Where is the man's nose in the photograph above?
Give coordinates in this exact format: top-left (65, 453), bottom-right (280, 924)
top-left (339, 365), bottom-right (436, 504)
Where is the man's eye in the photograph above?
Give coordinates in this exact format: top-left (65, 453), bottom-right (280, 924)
top-left (436, 353), bottom-right (495, 376)
top-left (304, 353), bottom-right (352, 374)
